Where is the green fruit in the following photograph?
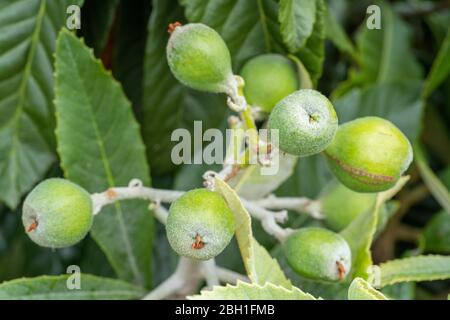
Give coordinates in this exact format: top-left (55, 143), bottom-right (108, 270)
top-left (240, 54), bottom-right (299, 113)
top-left (423, 211), bottom-right (450, 254)
top-left (283, 227), bottom-right (351, 281)
top-left (324, 117), bottom-right (413, 193)
top-left (320, 181), bottom-right (378, 231)
top-left (268, 89), bottom-right (338, 157)
top-left (166, 189), bottom-right (235, 260)
top-left (166, 23), bottom-right (234, 94)
top-left (22, 178), bottom-right (93, 248)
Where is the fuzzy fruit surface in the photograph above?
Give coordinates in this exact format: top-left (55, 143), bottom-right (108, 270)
top-left (325, 117), bottom-right (413, 193)
top-left (167, 23), bottom-right (234, 94)
top-left (166, 189), bottom-right (235, 260)
top-left (320, 181), bottom-right (377, 231)
top-left (423, 211), bottom-right (450, 254)
top-left (240, 54), bottom-right (299, 113)
top-left (22, 178), bottom-right (93, 248)
top-left (268, 89), bottom-right (338, 157)
top-left (283, 227), bottom-right (351, 281)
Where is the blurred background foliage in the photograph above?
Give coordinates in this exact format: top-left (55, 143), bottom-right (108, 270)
top-left (0, 0), bottom-right (449, 299)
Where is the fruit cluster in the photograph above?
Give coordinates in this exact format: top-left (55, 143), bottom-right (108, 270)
top-left (21, 22), bottom-right (413, 283)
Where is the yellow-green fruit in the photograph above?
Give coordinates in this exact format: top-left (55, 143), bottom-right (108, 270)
top-left (166, 23), bottom-right (234, 94)
top-left (166, 189), bottom-right (235, 260)
top-left (240, 54), bottom-right (299, 113)
top-left (22, 178), bottom-right (93, 248)
top-left (320, 181), bottom-right (378, 231)
top-left (283, 227), bottom-right (351, 281)
top-left (268, 89), bottom-right (338, 157)
top-left (324, 117), bottom-right (413, 192)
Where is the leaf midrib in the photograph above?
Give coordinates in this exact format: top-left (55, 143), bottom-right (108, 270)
top-left (61, 33), bottom-right (143, 285)
top-left (4, 0), bottom-right (47, 200)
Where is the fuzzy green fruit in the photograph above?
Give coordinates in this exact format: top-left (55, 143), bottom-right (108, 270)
top-left (268, 89), bottom-right (338, 157)
top-left (166, 23), bottom-right (234, 94)
top-left (166, 189), bottom-right (235, 260)
top-left (22, 178), bottom-right (93, 248)
top-left (240, 54), bottom-right (299, 113)
top-left (423, 211), bottom-right (450, 254)
top-left (283, 227), bottom-right (351, 281)
top-left (320, 181), bottom-right (378, 231)
top-left (324, 117), bottom-right (413, 193)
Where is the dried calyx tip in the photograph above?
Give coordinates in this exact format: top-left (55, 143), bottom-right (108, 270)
top-left (27, 219), bottom-right (38, 233)
top-left (192, 234), bottom-right (205, 249)
top-left (336, 260), bottom-right (346, 280)
top-left (168, 22), bottom-right (182, 34)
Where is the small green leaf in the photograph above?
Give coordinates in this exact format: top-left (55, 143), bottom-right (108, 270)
top-left (379, 255), bottom-right (450, 287)
top-left (189, 280), bottom-right (316, 300)
top-left (341, 176), bottom-right (410, 279)
top-left (422, 26), bottom-right (450, 99)
top-left (423, 210), bottom-right (450, 254)
top-left (289, 54), bottom-right (313, 89)
top-left (214, 177), bottom-right (292, 288)
top-left (348, 277), bottom-right (388, 300)
top-left (0, 274), bottom-right (145, 300)
top-left (279, 0), bottom-right (316, 53)
top-left (415, 143), bottom-right (450, 213)
top-left (55, 30), bottom-right (153, 287)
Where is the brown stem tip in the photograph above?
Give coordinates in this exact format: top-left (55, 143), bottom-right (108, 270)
top-left (168, 22), bottom-right (182, 34)
top-left (192, 234), bottom-right (205, 250)
top-left (336, 260), bottom-right (346, 280)
top-left (27, 220), bottom-right (39, 232)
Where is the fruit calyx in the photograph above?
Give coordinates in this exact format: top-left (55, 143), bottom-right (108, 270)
top-left (168, 21), bottom-right (182, 34)
top-left (192, 233), bottom-right (205, 250)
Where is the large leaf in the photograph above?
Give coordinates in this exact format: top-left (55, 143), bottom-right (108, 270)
top-left (414, 144), bottom-right (450, 214)
top-left (279, 0), bottom-right (316, 53)
top-left (422, 26), bottom-right (450, 99)
top-left (189, 280), bottom-right (316, 300)
top-left (341, 176), bottom-right (409, 279)
top-left (0, 0), bottom-right (82, 208)
top-left (348, 277), bottom-right (388, 300)
top-left (353, 1), bottom-right (422, 85)
top-left (0, 274), bottom-right (145, 300)
top-left (54, 30), bottom-right (153, 287)
top-left (142, 0), bottom-right (228, 174)
top-left (214, 177), bottom-right (292, 288)
top-left (379, 255), bottom-right (450, 287)
top-left (333, 81), bottom-right (423, 141)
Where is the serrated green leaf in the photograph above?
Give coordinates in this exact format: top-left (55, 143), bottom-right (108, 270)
top-left (294, 0), bottom-right (325, 86)
top-left (214, 178), bottom-right (292, 288)
top-left (333, 81), bottom-right (423, 141)
top-left (189, 280), bottom-right (316, 300)
top-left (0, 0), bottom-right (82, 208)
top-left (341, 176), bottom-right (409, 279)
top-left (0, 274), bottom-right (145, 300)
top-left (333, 1), bottom-right (423, 98)
top-left (422, 26), bottom-right (450, 99)
top-left (415, 144), bottom-right (450, 214)
top-left (80, 0), bottom-right (119, 55)
top-left (279, 0), bottom-right (316, 53)
top-left (379, 255), bottom-right (450, 287)
top-left (54, 29), bottom-right (153, 287)
top-left (142, 0), bottom-right (228, 174)
top-left (348, 277), bottom-right (388, 300)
